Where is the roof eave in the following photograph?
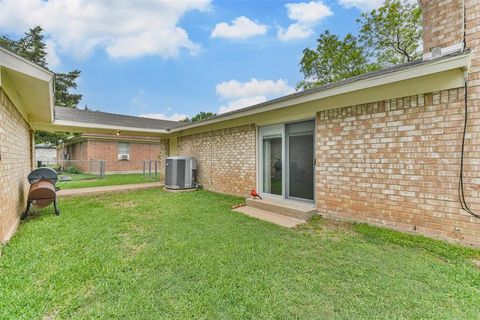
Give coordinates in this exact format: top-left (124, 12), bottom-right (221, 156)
top-left (32, 119), bottom-right (170, 136)
top-left (169, 52), bottom-right (469, 133)
top-left (0, 46), bottom-right (55, 123)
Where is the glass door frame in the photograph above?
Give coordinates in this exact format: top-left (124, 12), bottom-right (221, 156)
top-left (258, 124), bottom-right (285, 200)
top-left (257, 118), bottom-right (316, 203)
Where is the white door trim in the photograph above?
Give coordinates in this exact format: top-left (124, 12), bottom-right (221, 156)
top-left (257, 118), bottom-right (316, 204)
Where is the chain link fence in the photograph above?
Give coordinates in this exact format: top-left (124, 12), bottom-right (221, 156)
top-left (36, 160), bottom-right (163, 187)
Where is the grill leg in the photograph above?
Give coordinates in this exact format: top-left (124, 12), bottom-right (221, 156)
top-left (21, 200), bottom-right (32, 220)
top-left (54, 197), bottom-right (60, 216)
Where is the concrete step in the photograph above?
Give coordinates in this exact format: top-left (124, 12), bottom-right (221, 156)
top-left (233, 206), bottom-right (306, 228)
top-left (246, 197), bottom-right (316, 221)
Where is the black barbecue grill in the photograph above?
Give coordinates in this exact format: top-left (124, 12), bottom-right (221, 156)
top-left (22, 167), bottom-right (60, 219)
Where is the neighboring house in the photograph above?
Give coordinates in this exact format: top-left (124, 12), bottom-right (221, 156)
top-left (2, 1), bottom-right (480, 246)
top-left (57, 132), bottom-right (169, 174)
top-left (35, 143), bottom-right (56, 163)
top-left (0, 46), bottom-right (54, 242)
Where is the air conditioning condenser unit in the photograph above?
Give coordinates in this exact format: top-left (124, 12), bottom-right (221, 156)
top-left (165, 156), bottom-right (196, 189)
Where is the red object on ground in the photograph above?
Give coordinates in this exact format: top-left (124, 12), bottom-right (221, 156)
top-left (250, 189), bottom-right (262, 199)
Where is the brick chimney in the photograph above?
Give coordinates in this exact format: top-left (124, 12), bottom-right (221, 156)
top-left (419, 0), bottom-right (480, 98)
top-left (419, 0), bottom-right (466, 59)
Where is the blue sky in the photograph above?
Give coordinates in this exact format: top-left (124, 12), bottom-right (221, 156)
top-left (0, 0), bottom-right (386, 121)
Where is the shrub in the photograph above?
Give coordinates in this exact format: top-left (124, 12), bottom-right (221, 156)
top-left (66, 166), bottom-right (82, 174)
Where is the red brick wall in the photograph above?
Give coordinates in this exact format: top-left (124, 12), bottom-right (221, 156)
top-left (316, 88), bottom-right (480, 246)
top-left (65, 138), bottom-right (169, 176)
top-left (0, 89), bottom-right (33, 242)
top-left (177, 124), bottom-right (256, 197)
top-left (66, 141), bottom-right (89, 172)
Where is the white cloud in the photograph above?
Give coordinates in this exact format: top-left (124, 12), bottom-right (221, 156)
top-left (338, 0), bottom-right (417, 11)
top-left (277, 24), bottom-right (314, 41)
top-left (139, 113), bottom-right (189, 121)
top-left (0, 0), bottom-right (211, 63)
top-left (286, 1), bottom-right (333, 23)
top-left (131, 89), bottom-right (188, 121)
top-left (45, 39), bottom-right (61, 69)
top-left (211, 16), bottom-right (268, 39)
top-left (337, 0), bottom-right (384, 10)
top-left (219, 96), bottom-right (267, 114)
top-left (216, 78), bottom-right (295, 114)
top-left (277, 1), bottom-right (333, 41)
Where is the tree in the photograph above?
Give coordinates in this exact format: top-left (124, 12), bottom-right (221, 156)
top-left (182, 111), bottom-right (217, 123)
top-left (1, 26), bottom-right (82, 144)
top-left (55, 70), bottom-right (82, 108)
top-left (0, 26), bottom-right (47, 67)
top-left (297, 31), bottom-right (378, 90)
top-left (358, 0), bottom-right (422, 66)
top-left (297, 0), bottom-right (422, 90)
top-left (34, 131), bottom-right (70, 145)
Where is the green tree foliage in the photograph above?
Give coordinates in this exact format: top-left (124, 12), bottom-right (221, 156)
top-left (183, 111), bottom-right (217, 122)
top-left (55, 70), bottom-right (82, 108)
top-left (34, 131), bottom-right (71, 145)
top-left (298, 0), bottom-right (422, 90)
top-left (1, 26), bottom-right (82, 144)
top-left (297, 31), bottom-right (379, 90)
top-left (1, 26), bottom-right (48, 66)
top-left (358, 0), bottom-right (422, 66)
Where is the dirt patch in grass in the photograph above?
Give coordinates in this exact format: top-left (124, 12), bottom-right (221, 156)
top-left (117, 232), bottom-right (147, 257)
top-left (43, 310), bottom-right (58, 320)
top-left (298, 216), bottom-right (354, 240)
top-left (107, 200), bottom-right (138, 209)
top-left (117, 222), bottom-right (149, 257)
top-left (472, 259), bottom-right (480, 269)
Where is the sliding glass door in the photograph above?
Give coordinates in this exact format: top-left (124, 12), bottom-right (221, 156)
top-left (286, 120), bottom-right (315, 201)
top-left (258, 120), bottom-right (315, 202)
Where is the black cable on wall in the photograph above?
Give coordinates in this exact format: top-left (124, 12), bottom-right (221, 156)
top-left (458, 76), bottom-right (480, 219)
top-left (456, 0), bottom-right (480, 219)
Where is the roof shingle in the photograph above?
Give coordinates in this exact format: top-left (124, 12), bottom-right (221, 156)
top-left (55, 107), bottom-right (186, 130)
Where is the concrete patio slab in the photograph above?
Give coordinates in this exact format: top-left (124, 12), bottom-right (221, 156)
top-left (57, 182), bottom-right (163, 197)
top-left (233, 206), bottom-right (306, 228)
top-left (246, 197), bottom-right (317, 220)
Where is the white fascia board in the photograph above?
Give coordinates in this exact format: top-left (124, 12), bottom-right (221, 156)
top-left (169, 53), bottom-right (469, 133)
top-left (35, 119), bottom-right (170, 134)
top-left (48, 76), bottom-right (55, 123)
top-left (0, 46), bottom-right (53, 82)
top-left (1, 47), bottom-right (55, 123)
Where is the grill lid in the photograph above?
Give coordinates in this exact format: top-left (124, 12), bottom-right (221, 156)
top-left (28, 167), bottom-right (58, 185)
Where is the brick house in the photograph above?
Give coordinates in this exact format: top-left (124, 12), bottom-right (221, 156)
top-left (2, 0), bottom-right (480, 246)
top-left (58, 133), bottom-right (167, 174)
top-left (0, 46), bottom-right (54, 242)
top-left (54, 108), bottom-right (180, 174)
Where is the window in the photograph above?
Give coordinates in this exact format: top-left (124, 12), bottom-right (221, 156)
top-left (118, 142), bottom-right (130, 160)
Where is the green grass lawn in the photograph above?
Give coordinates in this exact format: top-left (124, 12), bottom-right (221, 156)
top-left (57, 173), bottom-right (159, 189)
top-left (1, 189), bottom-right (479, 319)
